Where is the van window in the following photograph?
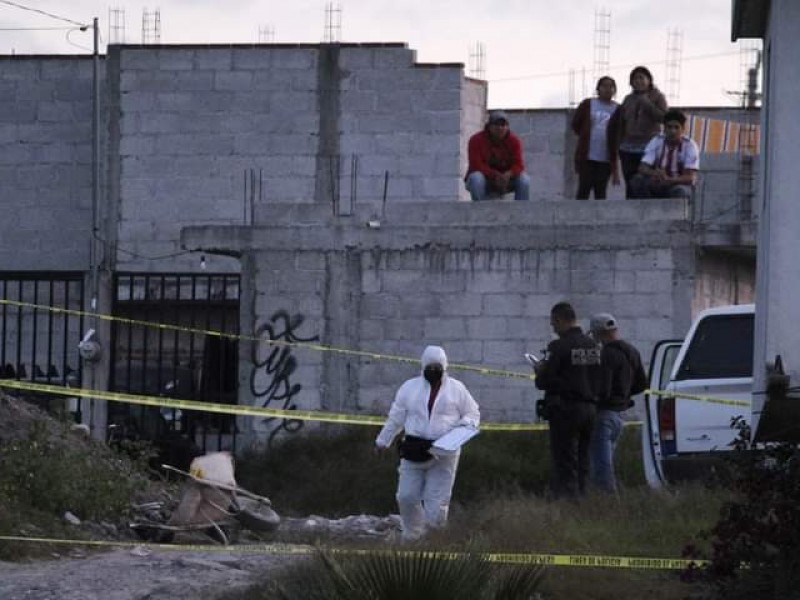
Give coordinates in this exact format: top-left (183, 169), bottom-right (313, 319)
top-left (674, 314), bottom-right (754, 380)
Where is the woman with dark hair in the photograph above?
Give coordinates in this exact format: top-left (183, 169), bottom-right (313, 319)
top-left (571, 76), bottom-right (620, 199)
top-left (610, 66), bottom-right (668, 198)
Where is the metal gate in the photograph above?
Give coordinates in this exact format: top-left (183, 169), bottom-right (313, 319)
top-left (109, 273), bottom-right (241, 457)
top-left (0, 272), bottom-right (85, 418)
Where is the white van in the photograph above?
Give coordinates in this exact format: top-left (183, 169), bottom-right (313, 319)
top-left (641, 304), bottom-right (754, 487)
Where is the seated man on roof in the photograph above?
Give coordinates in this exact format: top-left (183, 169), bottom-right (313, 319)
top-left (628, 109), bottom-right (700, 199)
top-left (464, 110), bottom-right (531, 201)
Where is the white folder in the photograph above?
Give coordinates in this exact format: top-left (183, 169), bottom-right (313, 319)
top-left (430, 426), bottom-right (480, 456)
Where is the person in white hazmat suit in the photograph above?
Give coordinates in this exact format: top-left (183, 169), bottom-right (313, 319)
top-left (375, 345), bottom-right (480, 542)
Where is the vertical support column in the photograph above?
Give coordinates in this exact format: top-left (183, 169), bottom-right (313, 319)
top-left (314, 44), bottom-right (343, 211)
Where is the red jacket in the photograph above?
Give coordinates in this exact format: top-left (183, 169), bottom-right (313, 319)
top-left (466, 128), bottom-right (525, 180)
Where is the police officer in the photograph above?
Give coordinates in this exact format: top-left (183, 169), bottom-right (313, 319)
top-left (534, 302), bottom-right (603, 499)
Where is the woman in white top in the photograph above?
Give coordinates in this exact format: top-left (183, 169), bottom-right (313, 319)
top-left (571, 76), bottom-right (620, 199)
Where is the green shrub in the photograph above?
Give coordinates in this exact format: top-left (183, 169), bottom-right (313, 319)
top-left (0, 420), bottom-right (146, 521)
top-left (691, 418), bottom-right (800, 599)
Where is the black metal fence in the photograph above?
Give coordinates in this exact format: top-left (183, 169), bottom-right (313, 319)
top-left (109, 273), bottom-right (241, 458)
top-left (0, 272), bottom-right (85, 418)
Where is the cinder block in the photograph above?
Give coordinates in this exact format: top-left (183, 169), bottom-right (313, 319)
top-left (634, 316), bottom-right (675, 341)
top-left (441, 293), bottom-right (482, 316)
top-left (158, 50), bottom-right (195, 71)
top-left (422, 317), bottom-right (467, 340)
top-left (173, 71), bottom-right (215, 92)
top-left (195, 50), bottom-right (233, 70)
top-left (635, 270), bottom-right (674, 293)
top-left (361, 294), bottom-right (401, 317)
top-left (264, 134), bottom-right (317, 156)
top-left (271, 49), bottom-right (316, 70)
top-left (37, 143), bottom-right (78, 164)
top-left (232, 49), bottom-right (269, 70)
top-left (466, 317), bottom-right (508, 339)
top-left (482, 340), bottom-right (524, 365)
top-left (40, 60), bottom-right (80, 80)
top-left (0, 101), bottom-right (36, 124)
top-left (277, 271), bottom-right (323, 294)
top-left (341, 91), bottom-right (378, 112)
top-left (360, 318), bottom-right (384, 341)
top-left (397, 294), bottom-right (447, 318)
top-left (253, 69), bottom-right (314, 92)
top-left (384, 318), bottom-right (425, 340)
top-left (120, 49), bottom-right (160, 70)
top-left (372, 47), bottom-right (415, 69)
top-left (613, 271), bottom-right (636, 293)
top-left (447, 340), bottom-right (483, 364)
top-left (338, 48), bottom-right (374, 69)
top-left (482, 293), bottom-right (524, 316)
top-left (418, 176), bottom-right (459, 199)
top-left (214, 71), bottom-right (254, 91)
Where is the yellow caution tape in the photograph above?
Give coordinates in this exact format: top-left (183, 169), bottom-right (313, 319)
top-left (0, 379), bottom-right (645, 432)
top-left (0, 300), bottom-right (750, 412)
top-left (0, 379), bottom-right (385, 426)
top-left (644, 388), bottom-right (750, 408)
top-left (0, 535), bottom-right (707, 570)
top-left (0, 299), bottom-right (753, 408)
top-left (0, 299), bottom-right (535, 382)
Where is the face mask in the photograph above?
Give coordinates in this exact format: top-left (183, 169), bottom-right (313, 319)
top-left (423, 365), bottom-right (444, 385)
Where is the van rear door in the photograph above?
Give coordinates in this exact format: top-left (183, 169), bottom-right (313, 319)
top-left (670, 312), bottom-right (754, 454)
top-left (642, 339), bottom-right (682, 488)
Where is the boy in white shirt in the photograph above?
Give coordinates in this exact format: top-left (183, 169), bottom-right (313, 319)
top-left (629, 109), bottom-right (700, 199)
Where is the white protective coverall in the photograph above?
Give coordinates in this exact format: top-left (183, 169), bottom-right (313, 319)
top-left (375, 345), bottom-right (480, 541)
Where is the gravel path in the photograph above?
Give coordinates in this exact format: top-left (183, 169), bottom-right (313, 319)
top-left (0, 515), bottom-right (401, 600)
top-left (0, 547), bottom-right (302, 600)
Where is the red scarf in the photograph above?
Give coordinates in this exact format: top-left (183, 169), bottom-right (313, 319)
top-left (427, 381), bottom-right (441, 416)
top-left (657, 138), bottom-right (684, 177)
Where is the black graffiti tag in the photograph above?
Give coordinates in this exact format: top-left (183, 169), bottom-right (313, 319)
top-left (250, 310), bottom-right (319, 445)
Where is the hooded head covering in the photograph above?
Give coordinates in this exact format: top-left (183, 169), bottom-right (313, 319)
top-left (420, 345), bottom-right (448, 371)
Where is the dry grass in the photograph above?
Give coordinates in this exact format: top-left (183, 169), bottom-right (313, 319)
top-left (236, 425), bottom-right (727, 599)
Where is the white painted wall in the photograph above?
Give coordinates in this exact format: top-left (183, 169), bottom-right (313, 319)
top-left (752, 0), bottom-right (800, 435)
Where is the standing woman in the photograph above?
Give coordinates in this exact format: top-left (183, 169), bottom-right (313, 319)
top-left (571, 76), bottom-right (620, 199)
top-left (610, 66), bottom-right (668, 198)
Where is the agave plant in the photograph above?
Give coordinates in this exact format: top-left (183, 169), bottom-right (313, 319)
top-left (265, 546), bottom-right (545, 600)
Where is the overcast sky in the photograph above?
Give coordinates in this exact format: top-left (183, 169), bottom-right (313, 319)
top-left (1, 0), bottom-right (760, 109)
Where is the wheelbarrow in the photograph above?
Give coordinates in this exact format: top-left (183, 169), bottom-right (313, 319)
top-left (130, 452), bottom-right (280, 545)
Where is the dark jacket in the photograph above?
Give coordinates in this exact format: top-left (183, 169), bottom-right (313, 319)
top-left (535, 327), bottom-right (602, 404)
top-left (609, 87), bottom-right (668, 150)
top-left (597, 339), bottom-right (647, 411)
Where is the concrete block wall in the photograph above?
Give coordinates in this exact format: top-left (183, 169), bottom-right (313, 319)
top-left (0, 57), bottom-right (97, 270)
top-left (110, 44), bottom-right (472, 272)
top-left (693, 248), bottom-right (756, 315)
top-left (506, 109), bottom-right (573, 200)
top-left (183, 199), bottom-right (695, 440)
top-left (338, 47), bottom-right (466, 206)
top-left (682, 106), bottom-right (761, 225)
top-left (460, 78), bottom-right (488, 201)
top-left (110, 45), bottom-right (326, 272)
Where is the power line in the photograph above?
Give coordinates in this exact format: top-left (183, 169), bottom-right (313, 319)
top-left (490, 49), bottom-right (740, 84)
top-left (0, 0), bottom-right (87, 27)
top-left (0, 26), bottom-right (74, 30)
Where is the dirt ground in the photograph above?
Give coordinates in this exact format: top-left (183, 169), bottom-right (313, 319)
top-left (0, 514), bottom-right (402, 600)
top-left (0, 391), bottom-right (401, 599)
top-left (0, 546), bottom-right (302, 600)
